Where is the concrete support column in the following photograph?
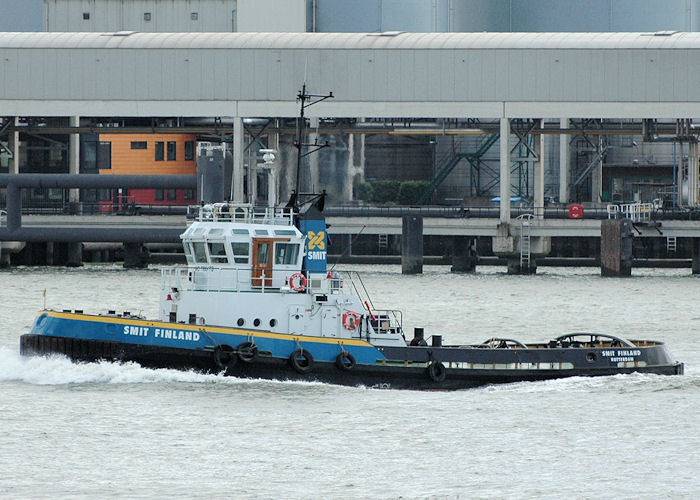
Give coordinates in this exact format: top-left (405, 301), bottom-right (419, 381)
top-left (451, 236), bottom-right (477, 273)
top-left (692, 238), bottom-right (700, 275)
top-left (68, 116), bottom-right (80, 203)
top-left (534, 119), bottom-right (545, 219)
top-left (8, 116), bottom-right (19, 174)
top-left (401, 214), bottom-right (423, 274)
top-left (123, 242), bottom-right (149, 269)
top-left (66, 242), bottom-right (82, 268)
top-left (688, 140), bottom-right (699, 206)
top-left (6, 184), bottom-right (21, 231)
top-left (499, 117), bottom-right (511, 223)
top-left (231, 116), bottom-right (245, 203)
top-left (592, 137), bottom-right (604, 203)
top-left (600, 219), bottom-right (633, 277)
top-left (559, 118), bottom-right (569, 204)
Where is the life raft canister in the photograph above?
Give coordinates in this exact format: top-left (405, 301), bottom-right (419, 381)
top-left (289, 272), bottom-right (307, 292)
top-left (342, 311), bottom-right (361, 330)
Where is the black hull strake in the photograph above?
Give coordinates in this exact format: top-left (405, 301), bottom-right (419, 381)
top-left (19, 334), bottom-right (684, 391)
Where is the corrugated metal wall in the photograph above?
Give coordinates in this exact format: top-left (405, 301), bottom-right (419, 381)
top-left (2, 34), bottom-right (700, 105)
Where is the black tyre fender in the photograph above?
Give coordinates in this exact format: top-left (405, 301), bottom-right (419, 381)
top-left (213, 345), bottom-right (237, 372)
top-left (427, 361), bottom-right (447, 383)
top-left (335, 352), bottom-right (356, 371)
top-left (289, 349), bottom-right (314, 374)
top-left (236, 341), bottom-right (259, 363)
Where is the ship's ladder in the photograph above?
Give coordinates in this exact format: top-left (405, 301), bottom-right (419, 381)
top-left (517, 214), bottom-right (534, 271)
top-left (666, 236), bottom-right (677, 253)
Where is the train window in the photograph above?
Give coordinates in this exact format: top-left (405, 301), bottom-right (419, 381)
top-left (166, 189), bottom-right (177, 201)
top-left (274, 243), bottom-right (299, 265)
top-left (231, 242), bottom-right (249, 264)
top-left (184, 141), bottom-right (195, 161)
top-left (167, 141), bottom-right (176, 161)
top-left (154, 189), bottom-right (164, 201)
top-left (155, 142), bottom-right (164, 161)
top-left (184, 189), bottom-right (195, 200)
top-left (130, 141), bottom-right (147, 150)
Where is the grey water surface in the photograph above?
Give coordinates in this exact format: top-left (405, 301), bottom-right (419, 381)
top-left (1, 264), bottom-right (698, 499)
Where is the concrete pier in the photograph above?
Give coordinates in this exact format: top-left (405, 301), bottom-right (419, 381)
top-left (451, 236), bottom-right (477, 273)
top-left (692, 238), bottom-right (700, 275)
top-left (401, 214), bottom-right (423, 274)
top-left (66, 242), bottom-right (83, 267)
top-left (600, 219), bottom-right (633, 277)
top-left (123, 243), bottom-right (150, 269)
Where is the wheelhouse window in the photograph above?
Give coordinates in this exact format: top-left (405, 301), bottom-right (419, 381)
top-left (207, 242), bottom-right (228, 264)
top-left (167, 141), bottom-right (176, 161)
top-left (231, 242), bottom-right (249, 264)
top-left (275, 243), bottom-right (299, 265)
top-left (155, 142), bottom-right (164, 161)
top-left (191, 242), bottom-right (208, 264)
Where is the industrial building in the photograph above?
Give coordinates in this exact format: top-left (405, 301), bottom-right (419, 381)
top-left (1, 1), bottom-right (700, 271)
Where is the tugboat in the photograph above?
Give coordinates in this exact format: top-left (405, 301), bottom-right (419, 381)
top-left (19, 199), bottom-right (684, 389)
top-left (19, 87), bottom-right (684, 389)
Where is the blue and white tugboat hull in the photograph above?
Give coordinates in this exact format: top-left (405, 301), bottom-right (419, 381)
top-left (20, 310), bottom-right (684, 391)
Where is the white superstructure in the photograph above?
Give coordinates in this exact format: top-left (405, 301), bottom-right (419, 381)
top-left (159, 203), bottom-right (406, 346)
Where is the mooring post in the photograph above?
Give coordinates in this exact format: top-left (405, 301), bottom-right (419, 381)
top-left (451, 236), bottom-right (477, 273)
top-left (692, 238), bottom-right (700, 275)
top-left (401, 214), bottom-right (423, 274)
top-left (600, 218), bottom-right (633, 277)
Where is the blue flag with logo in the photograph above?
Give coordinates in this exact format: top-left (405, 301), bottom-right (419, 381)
top-left (299, 217), bottom-right (327, 273)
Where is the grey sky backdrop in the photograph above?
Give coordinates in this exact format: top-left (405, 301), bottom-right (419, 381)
top-left (0, 0), bottom-right (42, 31)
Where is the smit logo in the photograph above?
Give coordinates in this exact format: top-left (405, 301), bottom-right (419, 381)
top-left (307, 231), bottom-right (325, 250)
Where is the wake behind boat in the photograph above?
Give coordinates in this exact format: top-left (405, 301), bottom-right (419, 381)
top-left (20, 202), bottom-right (683, 390)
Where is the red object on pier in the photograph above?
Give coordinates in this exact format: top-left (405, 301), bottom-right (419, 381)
top-left (568, 204), bottom-right (584, 219)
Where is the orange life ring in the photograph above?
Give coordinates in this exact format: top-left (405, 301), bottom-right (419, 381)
top-left (342, 311), bottom-right (361, 330)
top-left (289, 273), bottom-right (307, 292)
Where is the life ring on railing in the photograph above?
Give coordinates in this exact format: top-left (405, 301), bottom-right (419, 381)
top-left (342, 311), bottom-right (361, 330)
top-left (289, 273), bottom-right (307, 292)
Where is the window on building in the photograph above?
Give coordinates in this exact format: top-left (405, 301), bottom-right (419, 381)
top-left (144, 12), bottom-right (151, 21)
top-left (184, 189), bottom-right (195, 200)
top-left (167, 141), bottom-right (176, 161)
top-left (83, 12), bottom-right (90, 20)
top-left (191, 12), bottom-right (198, 20)
top-left (97, 142), bottom-right (111, 169)
top-left (154, 189), bottom-right (164, 201)
top-left (166, 189), bottom-right (177, 201)
top-left (184, 141), bottom-right (195, 161)
top-left (155, 142), bottom-right (164, 161)
top-left (98, 189), bottom-right (111, 201)
top-left (130, 141), bottom-right (147, 150)
top-left (81, 141), bottom-right (97, 172)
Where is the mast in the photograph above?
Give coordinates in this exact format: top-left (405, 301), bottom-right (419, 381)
top-left (291, 84), bottom-right (333, 211)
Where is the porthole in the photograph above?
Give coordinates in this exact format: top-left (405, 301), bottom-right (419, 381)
top-left (586, 352), bottom-right (596, 362)
top-left (237, 318), bottom-right (245, 326)
top-left (269, 319), bottom-right (277, 327)
top-left (253, 318), bottom-right (261, 327)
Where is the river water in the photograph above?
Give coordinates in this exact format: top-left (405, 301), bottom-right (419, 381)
top-left (1, 264), bottom-right (698, 499)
